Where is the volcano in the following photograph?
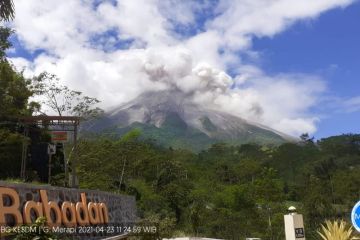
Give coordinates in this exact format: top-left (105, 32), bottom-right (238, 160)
top-left (83, 90), bottom-right (294, 151)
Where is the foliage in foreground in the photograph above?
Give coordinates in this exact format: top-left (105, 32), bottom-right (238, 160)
top-left (317, 220), bottom-right (355, 240)
top-left (71, 132), bottom-right (360, 240)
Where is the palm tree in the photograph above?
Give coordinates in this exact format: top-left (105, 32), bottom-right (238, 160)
top-left (0, 0), bottom-right (15, 21)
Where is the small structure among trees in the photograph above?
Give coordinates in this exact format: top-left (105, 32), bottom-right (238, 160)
top-left (18, 116), bottom-right (80, 187)
top-left (0, 7), bottom-right (103, 187)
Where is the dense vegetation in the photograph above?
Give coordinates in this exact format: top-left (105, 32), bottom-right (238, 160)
top-left (84, 112), bottom-right (287, 152)
top-left (0, 26), bottom-right (39, 178)
top-left (72, 131), bottom-right (360, 239)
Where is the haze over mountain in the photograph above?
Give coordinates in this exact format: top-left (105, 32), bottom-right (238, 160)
top-left (83, 90), bottom-right (294, 151)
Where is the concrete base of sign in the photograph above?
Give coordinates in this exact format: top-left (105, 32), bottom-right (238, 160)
top-left (0, 181), bottom-right (137, 240)
top-left (284, 213), bottom-right (305, 240)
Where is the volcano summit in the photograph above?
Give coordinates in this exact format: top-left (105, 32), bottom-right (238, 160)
top-left (83, 90), bottom-right (293, 151)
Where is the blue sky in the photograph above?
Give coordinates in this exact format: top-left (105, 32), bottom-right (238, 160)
top-left (8, 0), bottom-right (360, 138)
top-left (252, 2), bottom-right (360, 138)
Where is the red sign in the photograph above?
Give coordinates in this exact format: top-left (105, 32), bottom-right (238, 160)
top-left (51, 131), bottom-right (68, 142)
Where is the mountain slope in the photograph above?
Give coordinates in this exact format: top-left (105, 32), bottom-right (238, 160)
top-left (83, 90), bottom-right (294, 151)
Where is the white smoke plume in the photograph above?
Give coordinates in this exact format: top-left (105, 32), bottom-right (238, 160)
top-left (8, 0), bottom-right (354, 136)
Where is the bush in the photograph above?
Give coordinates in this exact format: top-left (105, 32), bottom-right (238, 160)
top-left (317, 220), bottom-right (354, 240)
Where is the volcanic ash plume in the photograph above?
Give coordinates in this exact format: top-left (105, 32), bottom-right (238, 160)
top-left (139, 47), bottom-right (265, 122)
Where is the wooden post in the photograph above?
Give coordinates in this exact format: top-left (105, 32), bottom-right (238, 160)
top-left (63, 143), bottom-right (68, 187)
top-left (48, 153), bottom-right (52, 184)
top-left (20, 126), bottom-right (28, 180)
top-left (71, 123), bottom-right (78, 188)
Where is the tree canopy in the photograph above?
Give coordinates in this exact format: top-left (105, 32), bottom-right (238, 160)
top-left (0, 0), bottom-right (14, 21)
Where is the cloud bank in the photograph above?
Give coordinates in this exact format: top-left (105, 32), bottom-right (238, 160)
top-left (8, 0), bottom-right (355, 136)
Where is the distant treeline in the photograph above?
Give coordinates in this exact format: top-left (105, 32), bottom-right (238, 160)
top-left (1, 129), bottom-right (360, 239)
top-left (71, 131), bottom-right (360, 239)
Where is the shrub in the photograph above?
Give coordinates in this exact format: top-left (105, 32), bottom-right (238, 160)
top-left (317, 220), bottom-right (354, 240)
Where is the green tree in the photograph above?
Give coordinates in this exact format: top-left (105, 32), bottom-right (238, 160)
top-left (0, 27), bottom-right (39, 179)
top-left (301, 175), bottom-right (335, 236)
top-left (209, 185), bottom-right (263, 239)
top-left (32, 72), bottom-right (103, 119)
top-left (0, 27), bottom-right (12, 60)
top-left (0, 0), bottom-right (14, 21)
top-left (0, 28), bottom-right (36, 119)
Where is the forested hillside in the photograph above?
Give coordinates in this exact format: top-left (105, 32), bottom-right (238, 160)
top-left (73, 131), bottom-right (360, 239)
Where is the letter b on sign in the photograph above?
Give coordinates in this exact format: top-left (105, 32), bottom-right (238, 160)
top-left (0, 187), bottom-right (23, 226)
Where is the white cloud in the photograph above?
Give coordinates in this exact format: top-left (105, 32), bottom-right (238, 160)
top-left (209, 0), bottom-right (354, 50)
top-left (12, 0), bottom-right (106, 55)
top-left (97, 0), bottom-right (175, 47)
top-left (192, 68), bottom-right (327, 135)
top-left (342, 96), bottom-right (360, 113)
top-left (9, 0), bottom-right (356, 136)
